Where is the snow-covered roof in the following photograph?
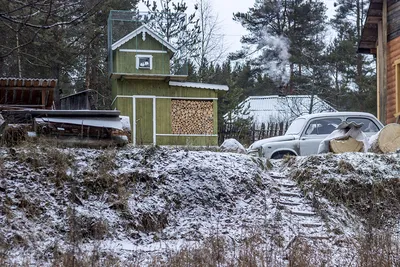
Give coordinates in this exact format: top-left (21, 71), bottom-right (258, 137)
top-left (169, 81), bottom-right (229, 91)
top-left (111, 24), bottom-right (177, 53)
top-left (229, 95), bottom-right (337, 125)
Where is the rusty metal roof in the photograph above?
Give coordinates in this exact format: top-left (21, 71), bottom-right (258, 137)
top-left (358, 0), bottom-right (383, 54)
top-left (0, 77), bottom-right (57, 87)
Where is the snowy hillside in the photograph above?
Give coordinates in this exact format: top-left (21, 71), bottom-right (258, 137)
top-left (1, 145), bottom-right (400, 266)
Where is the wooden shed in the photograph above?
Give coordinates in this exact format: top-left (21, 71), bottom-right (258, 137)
top-left (60, 89), bottom-right (98, 110)
top-left (358, 0), bottom-right (400, 124)
top-left (109, 23), bottom-right (228, 146)
top-left (0, 77), bottom-right (56, 109)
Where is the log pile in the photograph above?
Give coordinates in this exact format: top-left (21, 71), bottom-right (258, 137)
top-left (369, 123), bottom-right (400, 153)
top-left (330, 137), bottom-right (364, 154)
top-left (171, 100), bottom-right (213, 134)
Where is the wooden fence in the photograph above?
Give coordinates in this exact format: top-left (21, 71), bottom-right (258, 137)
top-left (220, 121), bottom-right (290, 145)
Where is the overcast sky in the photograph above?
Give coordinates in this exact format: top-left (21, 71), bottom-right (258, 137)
top-left (138, 0), bottom-right (337, 58)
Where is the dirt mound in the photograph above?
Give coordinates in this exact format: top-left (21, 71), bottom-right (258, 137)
top-left (280, 152), bottom-right (400, 227)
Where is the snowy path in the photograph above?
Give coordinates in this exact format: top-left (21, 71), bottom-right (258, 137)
top-left (268, 171), bottom-right (330, 246)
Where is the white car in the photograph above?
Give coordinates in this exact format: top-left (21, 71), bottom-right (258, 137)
top-left (247, 112), bottom-right (384, 159)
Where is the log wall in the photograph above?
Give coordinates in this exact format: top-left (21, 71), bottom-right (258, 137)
top-left (386, 35), bottom-right (400, 123)
top-left (388, 1), bottom-right (400, 41)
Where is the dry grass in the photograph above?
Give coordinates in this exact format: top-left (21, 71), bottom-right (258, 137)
top-left (293, 165), bottom-right (400, 227)
top-left (356, 231), bottom-right (400, 267)
top-left (1, 222), bottom-right (400, 266)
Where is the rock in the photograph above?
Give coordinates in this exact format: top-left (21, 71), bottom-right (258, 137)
top-left (220, 139), bottom-right (246, 154)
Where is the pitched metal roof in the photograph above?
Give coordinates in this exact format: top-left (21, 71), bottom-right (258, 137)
top-left (228, 95), bottom-right (337, 126)
top-left (0, 77), bottom-right (57, 88)
top-left (111, 24), bottom-right (177, 53)
top-left (169, 81), bottom-right (229, 91)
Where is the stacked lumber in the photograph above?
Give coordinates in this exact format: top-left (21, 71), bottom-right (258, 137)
top-left (369, 123), bottom-right (400, 153)
top-left (171, 100), bottom-right (213, 134)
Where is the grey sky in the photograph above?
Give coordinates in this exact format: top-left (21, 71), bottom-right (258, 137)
top-left (138, 0), bottom-right (337, 57)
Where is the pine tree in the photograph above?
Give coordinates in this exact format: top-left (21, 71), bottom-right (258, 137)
top-left (141, 0), bottom-right (200, 73)
top-left (232, 0), bottom-right (328, 96)
top-left (329, 0), bottom-right (376, 114)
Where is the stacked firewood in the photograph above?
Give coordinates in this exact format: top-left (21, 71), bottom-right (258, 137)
top-left (329, 123), bottom-right (400, 154)
top-left (369, 123), bottom-right (400, 153)
top-left (171, 100), bottom-right (213, 134)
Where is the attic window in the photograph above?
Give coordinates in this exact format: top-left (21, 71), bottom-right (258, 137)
top-left (136, 55), bottom-right (153, 70)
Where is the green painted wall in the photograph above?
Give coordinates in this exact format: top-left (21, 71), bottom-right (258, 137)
top-left (156, 98), bottom-right (171, 134)
top-left (116, 80), bottom-right (218, 98)
top-left (112, 79), bottom-right (221, 146)
top-left (112, 35), bottom-right (171, 74)
top-left (156, 135), bottom-right (218, 146)
top-left (115, 97), bottom-right (133, 139)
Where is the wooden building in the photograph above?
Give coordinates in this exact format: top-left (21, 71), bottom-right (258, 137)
top-left (110, 23), bottom-right (228, 146)
top-left (0, 77), bottom-right (57, 109)
top-left (359, 0), bottom-right (400, 124)
top-left (60, 89), bottom-right (98, 110)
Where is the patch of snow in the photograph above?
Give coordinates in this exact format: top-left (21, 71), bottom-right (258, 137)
top-left (220, 138), bottom-right (246, 153)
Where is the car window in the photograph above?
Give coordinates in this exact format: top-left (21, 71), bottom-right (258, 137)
top-left (304, 118), bottom-right (342, 135)
top-left (285, 118), bottom-right (306, 135)
top-left (346, 117), bottom-right (380, 133)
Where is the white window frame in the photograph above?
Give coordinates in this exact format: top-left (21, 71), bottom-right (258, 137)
top-left (136, 54), bottom-right (153, 70)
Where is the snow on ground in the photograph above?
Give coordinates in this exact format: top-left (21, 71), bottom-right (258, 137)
top-left (1, 146), bottom-right (400, 265)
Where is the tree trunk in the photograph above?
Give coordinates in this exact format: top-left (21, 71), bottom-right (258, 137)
top-left (330, 137), bottom-right (364, 153)
top-left (369, 124), bottom-right (400, 153)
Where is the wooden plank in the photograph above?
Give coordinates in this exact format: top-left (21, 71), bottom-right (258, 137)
top-left (378, 23), bottom-right (383, 121)
top-left (4, 88), bottom-right (8, 104)
top-left (136, 98), bottom-right (153, 145)
top-left (156, 98), bottom-right (171, 134)
top-left (213, 100), bottom-right (218, 135)
top-left (41, 89), bottom-right (46, 106)
top-left (115, 97), bottom-right (133, 142)
top-left (120, 79), bottom-right (219, 98)
top-left (156, 135), bottom-right (218, 146)
top-left (12, 89), bottom-right (16, 103)
top-left (383, 0), bottom-right (388, 124)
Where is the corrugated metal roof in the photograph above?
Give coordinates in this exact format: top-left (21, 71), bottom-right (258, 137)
top-left (0, 77), bottom-right (57, 109)
top-left (169, 81), bottom-right (229, 91)
top-left (112, 24), bottom-right (177, 53)
top-left (38, 117), bottom-right (123, 130)
top-left (0, 77), bottom-right (57, 87)
top-left (229, 95), bottom-right (337, 126)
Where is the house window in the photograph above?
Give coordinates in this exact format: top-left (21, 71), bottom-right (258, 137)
top-left (395, 59), bottom-right (400, 119)
top-left (136, 55), bottom-right (153, 70)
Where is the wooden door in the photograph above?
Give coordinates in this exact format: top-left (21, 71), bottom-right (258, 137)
top-left (135, 98), bottom-right (154, 145)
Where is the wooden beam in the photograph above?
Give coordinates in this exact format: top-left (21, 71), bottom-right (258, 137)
top-left (41, 89), bottom-right (46, 107)
top-left (383, 0), bottom-right (388, 123)
top-left (377, 29), bottom-right (381, 121)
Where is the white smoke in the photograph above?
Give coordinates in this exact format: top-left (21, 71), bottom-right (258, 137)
top-left (256, 29), bottom-right (291, 84)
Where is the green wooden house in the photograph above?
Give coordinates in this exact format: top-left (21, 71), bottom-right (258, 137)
top-left (110, 24), bottom-right (228, 146)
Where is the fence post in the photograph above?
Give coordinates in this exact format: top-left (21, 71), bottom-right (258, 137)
top-left (260, 123), bottom-right (265, 140)
top-left (251, 123), bottom-right (255, 143)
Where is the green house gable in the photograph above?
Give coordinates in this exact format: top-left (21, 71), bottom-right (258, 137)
top-left (112, 24), bottom-right (176, 75)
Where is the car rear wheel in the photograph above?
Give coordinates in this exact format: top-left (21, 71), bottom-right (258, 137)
top-left (271, 151), bottom-right (296, 159)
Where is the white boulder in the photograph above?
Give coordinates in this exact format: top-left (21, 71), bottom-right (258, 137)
top-left (220, 138), bottom-right (246, 154)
